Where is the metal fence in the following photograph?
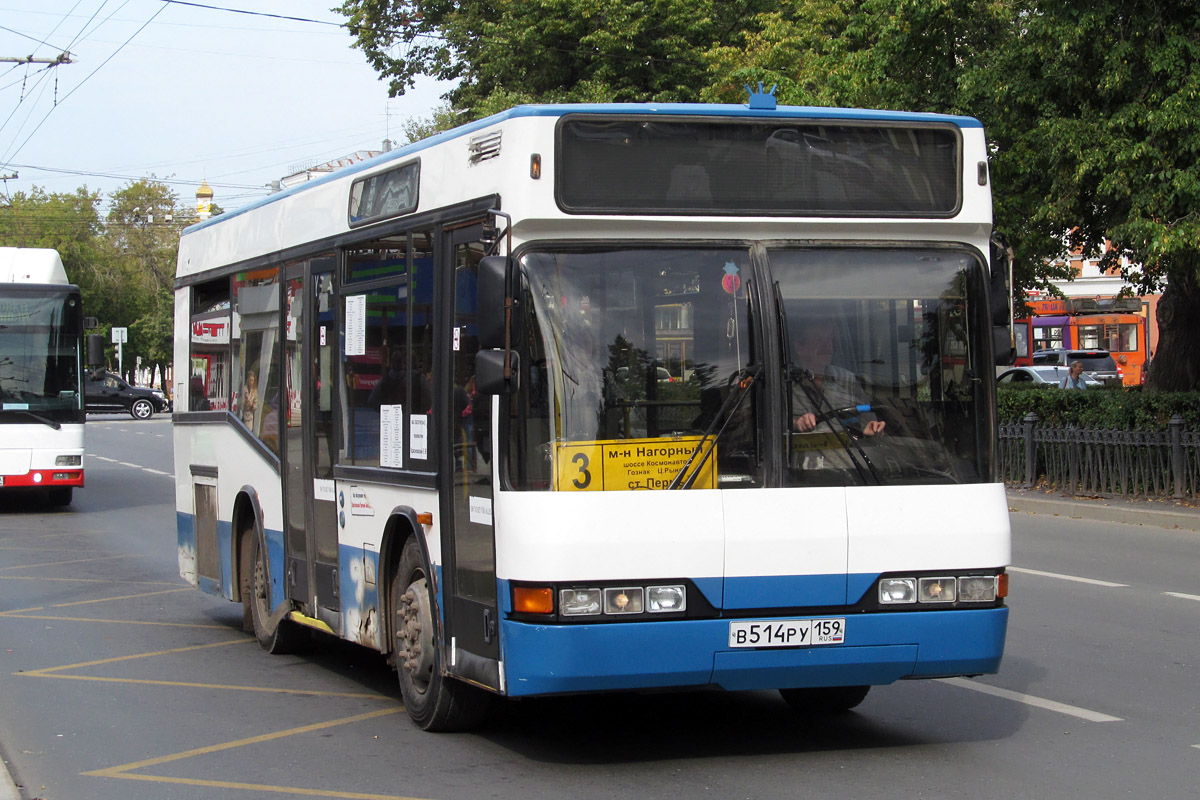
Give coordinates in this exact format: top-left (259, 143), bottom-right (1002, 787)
top-left (999, 414), bottom-right (1199, 498)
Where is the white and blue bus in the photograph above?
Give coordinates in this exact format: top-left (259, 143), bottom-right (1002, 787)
top-left (174, 94), bottom-right (1012, 730)
top-left (0, 248), bottom-right (85, 506)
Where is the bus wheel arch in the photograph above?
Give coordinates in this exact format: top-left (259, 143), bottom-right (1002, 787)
top-left (232, 489), bottom-right (262, 624)
top-left (233, 488), bottom-right (304, 654)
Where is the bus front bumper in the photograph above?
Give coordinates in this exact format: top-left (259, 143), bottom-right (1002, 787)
top-left (499, 607), bottom-right (1007, 697)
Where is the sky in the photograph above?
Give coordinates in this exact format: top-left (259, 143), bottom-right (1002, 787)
top-left (0, 0), bottom-right (452, 214)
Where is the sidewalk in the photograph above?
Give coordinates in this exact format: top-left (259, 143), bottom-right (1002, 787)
top-left (1, 759), bottom-right (17, 800)
top-left (1006, 487), bottom-right (1200, 532)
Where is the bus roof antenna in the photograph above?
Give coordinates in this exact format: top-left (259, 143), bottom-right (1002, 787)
top-left (745, 82), bottom-right (778, 110)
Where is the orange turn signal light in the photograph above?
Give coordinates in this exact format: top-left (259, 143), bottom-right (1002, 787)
top-left (997, 572), bottom-right (1009, 598)
top-left (513, 586), bottom-right (554, 614)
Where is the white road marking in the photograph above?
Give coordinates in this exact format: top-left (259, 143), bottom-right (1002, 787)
top-left (939, 677), bottom-right (1123, 722)
top-left (1008, 566), bottom-right (1128, 588)
top-left (86, 454), bottom-right (170, 477)
top-left (1164, 592), bottom-right (1200, 603)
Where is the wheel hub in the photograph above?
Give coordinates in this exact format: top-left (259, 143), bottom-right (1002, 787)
top-left (396, 577), bottom-right (435, 690)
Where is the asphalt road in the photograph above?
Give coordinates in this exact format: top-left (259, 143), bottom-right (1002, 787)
top-left (1, 417), bottom-right (1197, 800)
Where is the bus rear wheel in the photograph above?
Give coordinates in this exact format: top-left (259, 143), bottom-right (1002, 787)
top-left (241, 528), bottom-right (304, 654)
top-left (780, 685), bottom-right (871, 714)
top-left (391, 537), bottom-right (490, 731)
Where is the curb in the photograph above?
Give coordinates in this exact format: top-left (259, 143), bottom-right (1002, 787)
top-left (1, 760), bottom-right (19, 800)
top-left (1007, 492), bottom-right (1200, 532)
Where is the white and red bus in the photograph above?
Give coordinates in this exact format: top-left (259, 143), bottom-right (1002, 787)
top-left (0, 248), bottom-right (85, 505)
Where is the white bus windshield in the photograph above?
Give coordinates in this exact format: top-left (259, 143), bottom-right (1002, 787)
top-left (504, 245), bottom-right (992, 490)
top-left (774, 247), bottom-right (991, 486)
top-left (0, 291), bottom-right (84, 423)
top-left (510, 247), bottom-right (759, 490)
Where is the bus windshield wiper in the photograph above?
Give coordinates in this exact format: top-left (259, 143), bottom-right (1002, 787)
top-left (789, 366), bottom-right (881, 485)
top-left (7, 409), bottom-right (62, 430)
top-left (668, 363), bottom-right (761, 490)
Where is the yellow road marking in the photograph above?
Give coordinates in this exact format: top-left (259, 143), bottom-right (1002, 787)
top-left (50, 587), bottom-right (192, 607)
top-left (0, 575), bottom-right (181, 585)
top-left (17, 639), bottom-right (392, 700)
top-left (33, 674), bottom-right (391, 698)
top-left (21, 639), bottom-right (252, 675)
top-left (0, 546), bottom-right (111, 551)
top-left (0, 611), bottom-right (231, 628)
top-left (82, 708), bottom-right (431, 800)
top-left (0, 553), bottom-right (137, 571)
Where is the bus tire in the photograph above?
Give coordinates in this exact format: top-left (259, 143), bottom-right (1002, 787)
top-left (780, 685), bottom-right (870, 714)
top-left (391, 537), bottom-right (490, 731)
top-left (47, 487), bottom-right (73, 506)
top-left (244, 528), bottom-right (304, 655)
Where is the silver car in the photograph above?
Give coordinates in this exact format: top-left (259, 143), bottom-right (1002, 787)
top-left (1030, 349), bottom-right (1122, 384)
top-left (997, 365), bottom-right (1102, 387)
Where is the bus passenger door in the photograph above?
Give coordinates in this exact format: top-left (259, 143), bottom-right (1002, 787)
top-left (283, 261), bottom-right (340, 627)
top-left (441, 224), bottom-right (500, 688)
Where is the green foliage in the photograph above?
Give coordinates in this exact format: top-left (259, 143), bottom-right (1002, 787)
top-left (998, 385), bottom-right (1200, 429)
top-left (338, 0), bottom-right (776, 118)
top-left (400, 102), bottom-right (467, 143)
top-left (702, 0), bottom-right (1200, 389)
top-left (1, 180), bottom-right (193, 387)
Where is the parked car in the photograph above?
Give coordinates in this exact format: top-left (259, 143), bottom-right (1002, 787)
top-left (1030, 349), bottom-right (1122, 384)
top-left (85, 370), bottom-right (170, 419)
top-left (998, 365), bottom-right (1103, 387)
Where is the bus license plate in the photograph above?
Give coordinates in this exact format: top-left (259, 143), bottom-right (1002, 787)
top-left (728, 618), bottom-right (846, 648)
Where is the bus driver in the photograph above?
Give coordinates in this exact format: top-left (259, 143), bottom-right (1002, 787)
top-left (790, 318), bottom-right (885, 437)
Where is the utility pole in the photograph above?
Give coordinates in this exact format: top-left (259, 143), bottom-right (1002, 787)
top-left (0, 53), bottom-right (75, 65)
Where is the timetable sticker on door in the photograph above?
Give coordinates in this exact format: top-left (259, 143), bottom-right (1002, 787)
top-left (554, 436), bottom-right (716, 491)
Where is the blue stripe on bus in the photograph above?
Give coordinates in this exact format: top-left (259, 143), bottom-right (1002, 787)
top-left (500, 607), bottom-right (1007, 697)
top-left (724, 573), bottom-right (851, 607)
top-left (176, 511), bottom-right (284, 607)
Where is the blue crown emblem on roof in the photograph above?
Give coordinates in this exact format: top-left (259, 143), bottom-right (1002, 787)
top-left (745, 82), bottom-right (778, 110)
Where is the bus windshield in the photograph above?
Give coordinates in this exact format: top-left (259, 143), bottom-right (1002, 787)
top-left (0, 291), bottom-right (84, 423)
top-left (775, 247), bottom-right (992, 486)
top-left (506, 245), bottom-right (993, 490)
top-left (510, 247), bottom-right (760, 490)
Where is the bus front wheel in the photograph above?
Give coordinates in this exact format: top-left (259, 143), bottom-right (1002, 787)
top-left (780, 685), bottom-right (870, 714)
top-left (391, 537), bottom-right (490, 731)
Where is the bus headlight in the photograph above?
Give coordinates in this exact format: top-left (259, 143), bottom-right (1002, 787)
top-left (918, 577), bottom-right (956, 603)
top-left (603, 587), bottom-right (644, 614)
top-left (559, 588), bottom-right (601, 616)
top-left (879, 578), bottom-right (917, 604)
top-left (646, 585), bottom-right (686, 613)
top-left (958, 576), bottom-right (998, 602)
top-left (55, 455), bottom-right (82, 466)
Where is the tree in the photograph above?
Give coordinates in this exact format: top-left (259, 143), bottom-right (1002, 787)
top-left (106, 180), bottom-right (194, 386)
top-left (338, 0), bottom-right (775, 117)
top-left (0, 186), bottom-right (134, 328)
top-left (400, 102), bottom-right (465, 144)
top-left (704, 0), bottom-right (1200, 390)
top-left (342, 0), bottom-right (1200, 389)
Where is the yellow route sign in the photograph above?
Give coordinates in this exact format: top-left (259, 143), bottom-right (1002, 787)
top-left (554, 436), bottom-right (716, 491)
